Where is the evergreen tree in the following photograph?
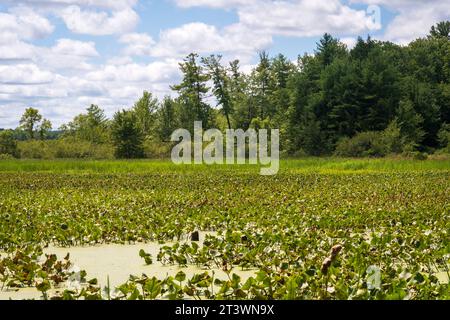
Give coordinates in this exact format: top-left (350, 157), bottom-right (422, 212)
top-left (111, 110), bottom-right (144, 159)
top-left (133, 91), bottom-right (158, 137)
top-left (62, 105), bottom-right (109, 144)
top-left (171, 53), bottom-right (212, 131)
top-left (396, 100), bottom-right (425, 150)
top-left (253, 51), bottom-right (275, 119)
top-left (158, 96), bottom-right (178, 141)
top-left (202, 55), bottom-right (233, 129)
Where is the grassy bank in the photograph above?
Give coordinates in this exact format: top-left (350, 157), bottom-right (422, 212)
top-left (0, 157), bottom-right (448, 174)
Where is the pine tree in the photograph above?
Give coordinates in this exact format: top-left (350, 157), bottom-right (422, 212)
top-left (171, 53), bottom-right (212, 131)
top-left (133, 91), bottom-right (158, 137)
top-left (111, 110), bottom-right (144, 159)
top-left (202, 55), bottom-right (233, 129)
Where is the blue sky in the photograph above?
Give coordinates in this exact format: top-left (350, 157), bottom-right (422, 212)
top-left (0, 0), bottom-right (448, 128)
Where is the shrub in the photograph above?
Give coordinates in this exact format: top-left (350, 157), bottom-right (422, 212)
top-left (52, 139), bottom-right (114, 159)
top-left (18, 139), bottom-right (114, 159)
top-left (143, 138), bottom-right (173, 159)
top-left (438, 123), bottom-right (450, 153)
top-left (381, 121), bottom-right (403, 154)
top-left (18, 140), bottom-right (55, 159)
top-left (0, 130), bottom-right (19, 158)
top-left (334, 132), bottom-right (386, 157)
top-left (402, 151), bottom-right (429, 160)
top-left (0, 153), bottom-right (15, 160)
top-left (111, 110), bottom-right (144, 159)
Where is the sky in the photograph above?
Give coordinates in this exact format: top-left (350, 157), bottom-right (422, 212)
top-left (0, 0), bottom-right (449, 129)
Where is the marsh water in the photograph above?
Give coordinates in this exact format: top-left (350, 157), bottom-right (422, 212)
top-left (0, 233), bottom-right (258, 300)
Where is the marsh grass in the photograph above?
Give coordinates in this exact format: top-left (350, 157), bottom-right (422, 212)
top-left (0, 158), bottom-right (448, 174)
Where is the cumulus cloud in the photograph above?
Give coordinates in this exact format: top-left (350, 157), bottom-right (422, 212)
top-left (119, 33), bottom-right (155, 56)
top-left (0, 64), bottom-right (55, 84)
top-left (58, 5), bottom-right (139, 35)
top-left (0, 0), bottom-right (139, 36)
top-left (175, 0), bottom-right (449, 44)
top-left (0, 0), bottom-right (137, 10)
top-left (176, 0), bottom-right (381, 37)
top-left (86, 59), bottom-right (180, 84)
top-left (0, 40), bottom-right (36, 61)
top-left (341, 37), bottom-right (358, 49)
top-left (0, 7), bottom-right (54, 40)
top-left (351, 0), bottom-right (450, 44)
top-left (52, 39), bottom-right (99, 57)
top-left (175, 0), bottom-right (250, 9)
top-left (143, 22), bottom-right (271, 63)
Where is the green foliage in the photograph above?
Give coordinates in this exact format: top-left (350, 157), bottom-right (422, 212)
top-left (430, 21), bottom-right (450, 39)
top-left (111, 110), bottom-right (144, 159)
top-left (61, 105), bottom-right (109, 144)
top-left (19, 108), bottom-right (43, 140)
top-left (132, 91), bottom-right (158, 137)
top-left (202, 55), bottom-right (234, 129)
top-left (17, 139), bottom-right (114, 159)
top-left (335, 131), bottom-right (386, 157)
top-left (438, 123), bottom-right (450, 152)
top-left (0, 160), bottom-right (448, 299)
top-left (0, 130), bottom-right (19, 158)
top-left (156, 96), bottom-right (179, 142)
top-left (38, 119), bottom-right (52, 140)
top-left (396, 100), bottom-right (425, 150)
top-left (142, 138), bottom-right (173, 159)
top-left (171, 53), bottom-right (213, 131)
top-left (5, 21), bottom-right (450, 159)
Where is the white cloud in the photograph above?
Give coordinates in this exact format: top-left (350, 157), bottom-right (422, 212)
top-left (86, 59), bottom-right (180, 84)
top-left (176, 0), bottom-right (380, 37)
top-left (58, 5), bottom-right (139, 35)
top-left (0, 1), bottom-right (140, 36)
top-left (0, 7), bottom-right (54, 40)
top-left (119, 33), bottom-right (155, 56)
top-left (350, 0), bottom-right (450, 44)
top-left (148, 22), bottom-right (272, 63)
top-left (52, 39), bottom-right (99, 57)
top-left (239, 0), bottom-right (379, 37)
top-left (0, 0), bottom-right (137, 10)
top-left (0, 39), bottom-right (36, 60)
top-left (0, 64), bottom-right (55, 84)
top-left (341, 37), bottom-right (358, 49)
top-left (176, 0), bottom-right (449, 45)
top-left (151, 23), bottom-right (225, 57)
top-left (175, 0), bottom-right (250, 9)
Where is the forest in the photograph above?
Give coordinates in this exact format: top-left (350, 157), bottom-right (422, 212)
top-left (1, 21), bottom-right (449, 160)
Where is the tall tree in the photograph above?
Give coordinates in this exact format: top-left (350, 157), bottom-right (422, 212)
top-left (229, 60), bottom-right (255, 130)
top-left (19, 107), bottom-right (42, 139)
top-left (202, 55), bottom-right (233, 129)
top-left (270, 54), bottom-right (295, 129)
top-left (316, 33), bottom-right (347, 67)
top-left (62, 105), bottom-right (109, 143)
top-left (430, 21), bottom-right (450, 39)
top-left (396, 99), bottom-right (425, 150)
top-left (171, 53), bottom-right (212, 131)
top-left (38, 119), bottom-right (52, 140)
top-left (132, 91), bottom-right (158, 137)
top-left (157, 96), bottom-right (178, 141)
top-left (253, 51), bottom-right (275, 119)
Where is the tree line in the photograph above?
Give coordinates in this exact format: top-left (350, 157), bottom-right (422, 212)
top-left (1, 21), bottom-right (449, 159)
